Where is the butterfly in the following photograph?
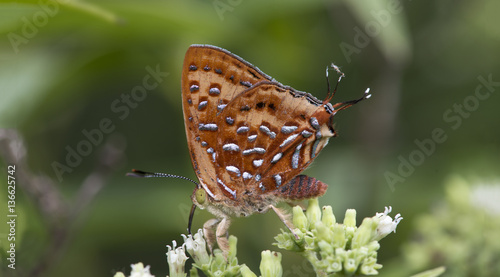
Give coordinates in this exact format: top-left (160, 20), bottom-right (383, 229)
top-left (128, 44), bottom-right (370, 255)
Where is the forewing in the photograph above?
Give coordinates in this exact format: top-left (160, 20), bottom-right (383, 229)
top-left (181, 45), bottom-right (271, 200)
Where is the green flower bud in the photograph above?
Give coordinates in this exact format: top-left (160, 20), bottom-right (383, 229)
top-left (306, 198), bottom-right (321, 228)
top-left (304, 235), bottom-right (316, 249)
top-left (332, 223), bottom-right (346, 249)
top-left (328, 256), bottom-right (343, 272)
top-left (344, 209), bottom-right (357, 228)
top-left (240, 265), bottom-right (258, 277)
top-left (274, 233), bottom-right (295, 251)
top-left (260, 250), bottom-right (283, 277)
top-left (293, 205), bottom-right (308, 231)
top-left (360, 256), bottom-right (382, 275)
top-left (318, 240), bottom-right (334, 255)
top-left (352, 218), bottom-right (377, 248)
top-left (189, 267), bottom-right (200, 277)
top-left (344, 209), bottom-right (357, 242)
top-left (343, 250), bottom-right (362, 274)
top-left (335, 248), bottom-right (347, 260)
top-left (315, 221), bottom-right (333, 244)
top-left (322, 205), bottom-right (336, 228)
top-left (228, 235), bottom-right (238, 261)
top-left (366, 241), bottom-right (380, 253)
top-left (210, 249), bottom-right (226, 273)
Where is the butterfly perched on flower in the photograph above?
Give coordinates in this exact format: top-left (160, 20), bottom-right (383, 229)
top-left (128, 45), bottom-right (370, 255)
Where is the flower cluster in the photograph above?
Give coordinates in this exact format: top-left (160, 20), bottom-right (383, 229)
top-left (274, 199), bottom-right (403, 276)
top-left (162, 229), bottom-right (282, 277)
top-left (403, 176), bottom-right (500, 277)
top-left (113, 200), bottom-right (407, 277)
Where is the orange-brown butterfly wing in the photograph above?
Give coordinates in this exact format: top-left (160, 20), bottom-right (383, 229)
top-left (181, 45), bottom-right (272, 200)
top-left (215, 81), bottom-right (332, 200)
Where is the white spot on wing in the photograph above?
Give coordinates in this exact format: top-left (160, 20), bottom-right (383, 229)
top-left (281, 125), bottom-right (298, 134)
top-left (259, 125), bottom-right (276, 139)
top-left (217, 104), bottom-right (227, 111)
top-left (243, 172), bottom-right (253, 180)
top-left (280, 133), bottom-right (299, 147)
top-left (190, 84), bottom-right (199, 92)
top-left (253, 159), bottom-right (264, 167)
top-left (310, 117), bottom-right (320, 130)
top-left (237, 126), bottom-right (250, 134)
top-left (301, 130), bottom-right (313, 138)
top-left (217, 178), bottom-right (236, 198)
top-left (199, 123), bottom-right (218, 131)
top-left (248, 134), bottom-right (257, 142)
top-left (273, 174), bottom-right (282, 187)
top-left (222, 143), bottom-right (240, 152)
top-left (271, 153), bottom-right (282, 163)
top-left (259, 182), bottom-right (265, 191)
top-left (198, 101), bottom-right (208, 110)
top-left (243, 147), bottom-right (266, 155)
top-left (292, 143), bottom-right (302, 169)
top-left (209, 87), bottom-right (221, 95)
top-left (226, 165), bottom-right (241, 176)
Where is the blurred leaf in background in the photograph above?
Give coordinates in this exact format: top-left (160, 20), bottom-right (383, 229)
top-left (0, 0), bottom-right (499, 276)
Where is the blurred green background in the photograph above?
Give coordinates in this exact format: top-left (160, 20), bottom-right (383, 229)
top-left (0, 0), bottom-right (499, 276)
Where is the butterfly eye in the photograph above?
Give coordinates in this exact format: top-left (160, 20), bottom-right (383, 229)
top-left (195, 188), bottom-right (206, 205)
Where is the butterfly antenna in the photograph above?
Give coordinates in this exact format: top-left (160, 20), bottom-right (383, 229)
top-left (324, 63), bottom-right (345, 104)
top-left (126, 169), bottom-right (199, 187)
top-left (127, 169), bottom-right (200, 234)
top-left (333, 88), bottom-right (372, 112)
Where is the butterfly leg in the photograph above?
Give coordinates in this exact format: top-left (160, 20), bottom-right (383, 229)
top-left (269, 205), bottom-right (299, 239)
top-left (203, 218), bottom-right (220, 254)
top-left (215, 217), bottom-right (231, 258)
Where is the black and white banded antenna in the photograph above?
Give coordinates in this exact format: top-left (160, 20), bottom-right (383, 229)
top-left (126, 169), bottom-right (199, 234)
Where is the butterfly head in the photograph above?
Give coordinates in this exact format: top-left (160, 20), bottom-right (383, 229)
top-left (191, 186), bottom-right (208, 208)
top-left (191, 184), bottom-right (241, 221)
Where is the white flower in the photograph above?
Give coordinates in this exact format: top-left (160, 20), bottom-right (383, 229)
top-left (182, 229), bottom-right (210, 265)
top-left (374, 206), bottom-right (403, 241)
top-left (130, 262), bottom-right (155, 277)
top-left (166, 240), bottom-right (188, 277)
